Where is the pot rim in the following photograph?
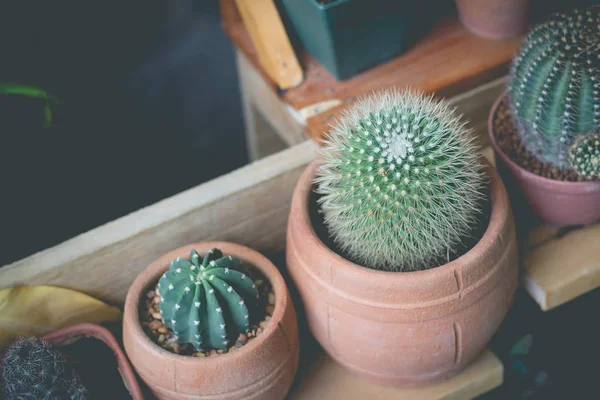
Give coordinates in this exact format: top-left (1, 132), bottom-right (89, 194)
top-left (488, 90), bottom-right (600, 193)
top-left (292, 152), bottom-right (509, 282)
top-left (1, 323), bottom-right (144, 400)
top-left (123, 241), bottom-right (291, 367)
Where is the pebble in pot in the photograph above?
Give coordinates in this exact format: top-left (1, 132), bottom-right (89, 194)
top-left (286, 89), bottom-right (519, 387)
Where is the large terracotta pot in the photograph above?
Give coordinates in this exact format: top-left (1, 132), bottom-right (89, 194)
top-left (455, 0), bottom-right (530, 39)
top-left (0, 323), bottom-right (144, 400)
top-left (122, 241), bottom-right (300, 400)
top-left (286, 158), bottom-right (518, 387)
top-left (489, 91), bottom-right (600, 227)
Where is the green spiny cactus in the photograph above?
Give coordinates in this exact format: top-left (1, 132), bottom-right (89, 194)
top-left (507, 5), bottom-right (600, 169)
top-left (1, 337), bottom-right (88, 400)
top-left (314, 89), bottom-right (486, 272)
top-left (157, 248), bottom-right (260, 351)
top-left (569, 131), bottom-right (600, 179)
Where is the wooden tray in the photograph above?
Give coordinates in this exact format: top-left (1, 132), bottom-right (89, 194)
top-left (220, 0), bottom-right (524, 144)
top-left (2, 78), bottom-right (599, 398)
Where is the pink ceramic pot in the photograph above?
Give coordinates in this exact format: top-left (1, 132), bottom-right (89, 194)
top-left (0, 323), bottom-right (144, 400)
top-left (455, 0), bottom-right (530, 39)
top-left (123, 241), bottom-right (299, 400)
top-left (286, 158), bottom-right (519, 387)
top-left (489, 91), bottom-right (600, 227)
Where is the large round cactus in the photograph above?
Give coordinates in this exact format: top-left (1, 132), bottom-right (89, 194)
top-left (314, 89), bottom-right (486, 272)
top-left (157, 248), bottom-right (260, 351)
top-left (507, 5), bottom-right (600, 169)
top-left (569, 131), bottom-right (600, 179)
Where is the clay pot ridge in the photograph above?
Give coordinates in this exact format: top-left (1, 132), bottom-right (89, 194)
top-left (288, 158), bottom-right (513, 317)
top-left (123, 241), bottom-right (299, 400)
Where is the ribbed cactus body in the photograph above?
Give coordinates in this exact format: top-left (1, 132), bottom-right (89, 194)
top-left (508, 6), bottom-right (600, 168)
top-left (569, 131), bottom-right (600, 179)
top-left (2, 337), bottom-right (88, 400)
top-left (158, 248), bottom-right (259, 351)
top-left (315, 89), bottom-right (486, 272)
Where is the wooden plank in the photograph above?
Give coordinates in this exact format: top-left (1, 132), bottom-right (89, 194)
top-left (233, 0), bottom-right (303, 89)
top-left (522, 222), bottom-right (600, 311)
top-left (289, 350), bottom-right (502, 400)
top-left (236, 49), bottom-right (306, 149)
top-left (0, 141), bottom-right (319, 304)
top-left (485, 149), bottom-right (600, 311)
top-left (221, 0), bottom-right (522, 142)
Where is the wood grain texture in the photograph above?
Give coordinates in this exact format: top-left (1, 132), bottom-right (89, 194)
top-left (523, 222), bottom-right (600, 311)
top-left (236, 49), bottom-right (306, 148)
top-left (237, 44), bottom-right (505, 155)
top-left (288, 350), bottom-right (502, 400)
top-left (0, 141), bottom-right (319, 304)
top-left (221, 0), bottom-right (522, 142)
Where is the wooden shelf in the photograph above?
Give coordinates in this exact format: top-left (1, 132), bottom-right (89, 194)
top-left (484, 150), bottom-right (600, 312)
top-left (220, 0), bottom-right (523, 143)
top-left (290, 350), bottom-right (502, 400)
top-left (522, 223), bottom-right (600, 311)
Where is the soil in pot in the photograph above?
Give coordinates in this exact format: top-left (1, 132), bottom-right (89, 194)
top-left (139, 263), bottom-right (275, 358)
top-left (308, 182), bottom-right (492, 272)
top-left (491, 96), bottom-right (584, 182)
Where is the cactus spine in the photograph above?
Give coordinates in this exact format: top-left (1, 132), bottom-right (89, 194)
top-left (2, 337), bottom-right (88, 400)
top-left (158, 248), bottom-right (260, 351)
top-left (507, 6), bottom-right (600, 169)
top-left (569, 131), bottom-right (600, 179)
top-left (314, 89), bottom-right (486, 272)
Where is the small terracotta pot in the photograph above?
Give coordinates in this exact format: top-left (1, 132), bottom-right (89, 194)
top-left (0, 323), bottom-right (144, 400)
top-left (488, 91), bottom-right (600, 227)
top-left (286, 158), bottom-right (518, 387)
top-left (122, 241), bottom-right (300, 400)
top-left (455, 0), bottom-right (530, 39)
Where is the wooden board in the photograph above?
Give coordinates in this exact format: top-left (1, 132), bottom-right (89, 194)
top-left (290, 350), bottom-right (502, 400)
top-left (221, 0), bottom-right (522, 143)
top-left (0, 141), bottom-right (318, 304)
top-left (236, 43), bottom-right (505, 158)
top-left (483, 150), bottom-right (600, 312)
top-left (522, 222), bottom-right (600, 311)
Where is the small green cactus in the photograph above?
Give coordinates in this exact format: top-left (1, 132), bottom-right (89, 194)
top-left (2, 337), bottom-right (88, 400)
top-left (157, 248), bottom-right (260, 351)
top-left (507, 5), bottom-right (600, 169)
top-left (314, 89), bottom-right (486, 272)
top-left (568, 131), bottom-right (600, 179)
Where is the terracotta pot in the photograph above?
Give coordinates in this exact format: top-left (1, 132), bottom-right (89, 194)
top-left (455, 0), bottom-right (530, 39)
top-left (0, 323), bottom-right (144, 400)
top-left (489, 91), bottom-right (600, 227)
top-left (285, 158), bottom-right (518, 387)
top-left (122, 241), bottom-right (300, 400)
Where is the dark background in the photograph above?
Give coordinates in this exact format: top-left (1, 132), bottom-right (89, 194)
top-left (0, 1), bottom-right (598, 399)
top-left (0, 1), bottom-right (247, 266)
